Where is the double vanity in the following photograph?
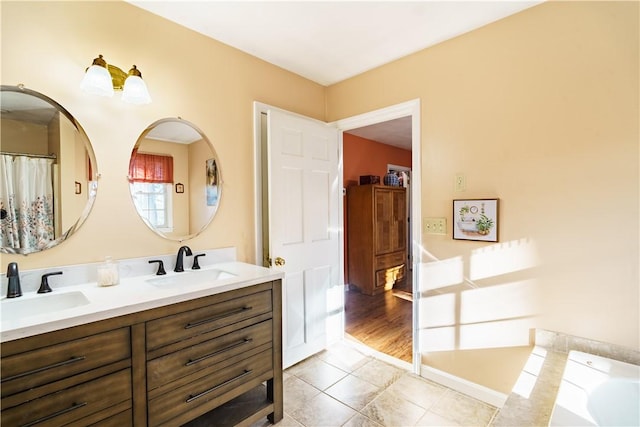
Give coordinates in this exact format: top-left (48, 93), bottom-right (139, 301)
top-left (1, 258), bottom-right (284, 427)
top-left (0, 83), bottom-right (282, 425)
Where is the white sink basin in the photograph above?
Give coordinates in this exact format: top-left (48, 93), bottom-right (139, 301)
top-left (146, 269), bottom-right (237, 288)
top-left (1, 291), bottom-right (90, 321)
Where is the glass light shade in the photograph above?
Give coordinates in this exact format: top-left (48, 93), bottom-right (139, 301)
top-left (80, 65), bottom-right (114, 97)
top-left (122, 75), bottom-right (152, 104)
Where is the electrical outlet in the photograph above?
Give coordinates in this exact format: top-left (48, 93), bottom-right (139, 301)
top-left (424, 217), bottom-right (447, 235)
top-left (455, 174), bottom-right (466, 192)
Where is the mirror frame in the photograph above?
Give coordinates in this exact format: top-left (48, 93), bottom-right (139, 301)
top-left (129, 117), bottom-right (222, 242)
top-left (0, 85), bottom-right (99, 255)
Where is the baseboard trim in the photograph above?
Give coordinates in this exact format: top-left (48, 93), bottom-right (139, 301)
top-left (343, 334), bottom-right (413, 371)
top-left (420, 364), bottom-right (508, 408)
top-left (342, 335), bottom-right (508, 408)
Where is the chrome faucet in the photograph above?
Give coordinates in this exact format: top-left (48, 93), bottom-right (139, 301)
top-left (6, 262), bottom-right (22, 298)
top-left (174, 246), bottom-right (193, 272)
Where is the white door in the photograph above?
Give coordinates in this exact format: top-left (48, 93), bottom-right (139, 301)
top-left (265, 108), bottom-right (341, 368)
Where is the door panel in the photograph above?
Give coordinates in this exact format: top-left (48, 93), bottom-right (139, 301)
top-left (282, 167), bottom-right (303, 244)
top-left (310, 170), bottom-right (330, 241)
top-left (285, 271), bottom-right (305, 348)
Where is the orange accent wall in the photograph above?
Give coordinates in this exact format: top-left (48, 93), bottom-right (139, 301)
top-left (343, 133), bottom-right (412, 188)
top-left (343, 133), bottom-right (411, 284)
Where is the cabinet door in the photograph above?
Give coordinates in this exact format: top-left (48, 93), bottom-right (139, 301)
top-left (374, 188), bottom-right (406, 255)
top-left (374, 188), bottom-right (393, 254)
top-left (391, 189), bottom-right (406, 253)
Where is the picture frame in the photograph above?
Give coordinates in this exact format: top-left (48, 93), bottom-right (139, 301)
top-left (206, 158), bottom-right (219, 206)
top-left (175, 183), bottom-right (184, 193)
top-left (453, 198), bottom-right (499, 242)
top-left (74, 181), bottom-right (81, 195)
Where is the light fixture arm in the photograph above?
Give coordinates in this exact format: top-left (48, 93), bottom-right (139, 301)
top-left (107, 64), bottom-right (127, 91)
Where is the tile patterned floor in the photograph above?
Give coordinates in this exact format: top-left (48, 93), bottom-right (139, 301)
top-left (253, 341), bottom-right (499, 427)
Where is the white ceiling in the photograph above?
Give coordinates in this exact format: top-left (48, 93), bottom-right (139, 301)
top-left (127, 0), bottom-right (542, 149)
top-left (346, 116), bottom-right (413, 150)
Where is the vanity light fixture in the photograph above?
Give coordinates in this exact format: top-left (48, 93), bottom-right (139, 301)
top-left (80, 54), bottom-right (152, 104)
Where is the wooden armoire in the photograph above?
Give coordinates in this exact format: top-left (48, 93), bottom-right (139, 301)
top-left (347, 184), bottom-right (407, 295)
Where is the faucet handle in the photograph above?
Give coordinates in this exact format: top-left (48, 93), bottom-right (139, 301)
top-left (192, 254), bottom-right (206, 270)
top-left (149, 260), bottom-right (167, 275)
top-left (38, 271), bottom-right (63, 293)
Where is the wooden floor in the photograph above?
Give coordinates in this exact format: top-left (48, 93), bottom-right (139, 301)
top-left (344, 279), bottom-right (413, 363)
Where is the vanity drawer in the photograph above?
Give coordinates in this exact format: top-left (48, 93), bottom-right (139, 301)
top-left (1, 368), bottom-right (132, 427)
top-left (375, 251), bottom-right (405, 270)
top-left (147, 319), bottom-right (273, 390)
top-left (1, 327), bottom-right (131, 398)
top-left (146, 290), bottom-right (272, 351)
top-left (148, 349), bottom-right (273, 426)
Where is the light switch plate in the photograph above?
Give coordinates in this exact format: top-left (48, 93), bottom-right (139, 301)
top-left (455, 174), bottom-right (466, 192)
top-left (424, 217), bottom-right (447, 235)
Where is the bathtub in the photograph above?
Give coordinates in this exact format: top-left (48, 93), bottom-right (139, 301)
top-left (549, 351), bottom-right (640, 426)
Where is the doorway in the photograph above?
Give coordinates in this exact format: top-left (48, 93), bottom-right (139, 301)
top-left (341, 124), bottom-right (414, 363)
top-left (335, 99), bottom-right (422, 373)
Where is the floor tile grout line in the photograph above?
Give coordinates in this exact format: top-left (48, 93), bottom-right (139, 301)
top-left (281, 341), bottom-right (499, 427)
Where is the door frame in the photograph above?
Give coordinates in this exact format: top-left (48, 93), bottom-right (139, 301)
top-left (253, 99), bottom-right (422, 373)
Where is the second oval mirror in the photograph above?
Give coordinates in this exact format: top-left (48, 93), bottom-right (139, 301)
top-left (129, 118), bottom-right (221, 241)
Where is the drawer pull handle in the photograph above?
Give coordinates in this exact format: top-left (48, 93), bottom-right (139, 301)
top-left (184, 306), bottom-right (253, 329)
top-left (185, 338), bottom-right (253, 366)
top-left (22, 401), bottom-right (87, 427)
top-left (186, 369), bottom-right (252, 403)
top-left (2, 356), bottom-right (86, 383)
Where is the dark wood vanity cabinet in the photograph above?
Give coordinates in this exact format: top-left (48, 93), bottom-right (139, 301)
top-left (144, 284), bottom-right (282, 426)
top-left (1, 280), bottom-right (283, 427)
top-left (347, 185), bottom-right (407, 295)
top-left (1, 327), bottom-right (133, 426)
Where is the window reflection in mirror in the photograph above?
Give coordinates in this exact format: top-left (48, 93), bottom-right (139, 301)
top-left (129, 118), bottom-right (221, 241)
top-left (0, 85), bottom-right (98, 254)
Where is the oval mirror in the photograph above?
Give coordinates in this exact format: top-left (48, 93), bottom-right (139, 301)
top-left (0, 85), bottom-right (98, 255)
top-left (128, 118), bottom-right (221, 241)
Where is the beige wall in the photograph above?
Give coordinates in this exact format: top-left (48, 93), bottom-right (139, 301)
top-left (1, 119), bottom-right (48, 154)
top-left (1, 1), bottom-right (325, 269)
top-left (328, 0), bottom-right (639, 389)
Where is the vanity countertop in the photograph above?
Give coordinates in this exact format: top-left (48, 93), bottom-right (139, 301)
top-left (1, 261), bottom-right (283, 343)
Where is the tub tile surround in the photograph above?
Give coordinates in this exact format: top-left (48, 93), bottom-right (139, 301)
top-left (535, 329), bottom-right (640, 366)
top-left (493, 329), bottom-right (640, 426)
top-left (0, 247), bottom-right (236, 295)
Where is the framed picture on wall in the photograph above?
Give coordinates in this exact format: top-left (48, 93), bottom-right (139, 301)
top-left (175, 183), bottom-right (184, 193)
top-left (453, 199), bottom-right (499, 242)
top-left (206, 158), bottom-right (218, 206)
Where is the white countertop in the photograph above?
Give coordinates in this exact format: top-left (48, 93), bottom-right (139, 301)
top-left (1, 261), bottom-right (283, 343)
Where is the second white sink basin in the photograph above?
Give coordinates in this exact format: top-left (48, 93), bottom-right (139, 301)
top-left (146, 269), bottom-right (237, 288)
top-left (1, 291), bottom-right (90, 321)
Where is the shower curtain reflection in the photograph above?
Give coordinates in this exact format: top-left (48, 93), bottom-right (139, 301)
top-left (0, 154), bottom-right (55, 253)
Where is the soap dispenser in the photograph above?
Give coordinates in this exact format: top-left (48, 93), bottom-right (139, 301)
top-left (97, 256), bottom-right (119, 287)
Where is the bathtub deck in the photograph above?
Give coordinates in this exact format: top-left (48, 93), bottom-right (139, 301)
top-left (492, 330), bottom-right (640, 427)
top-left (492, 348), bottom-right (568, 426)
